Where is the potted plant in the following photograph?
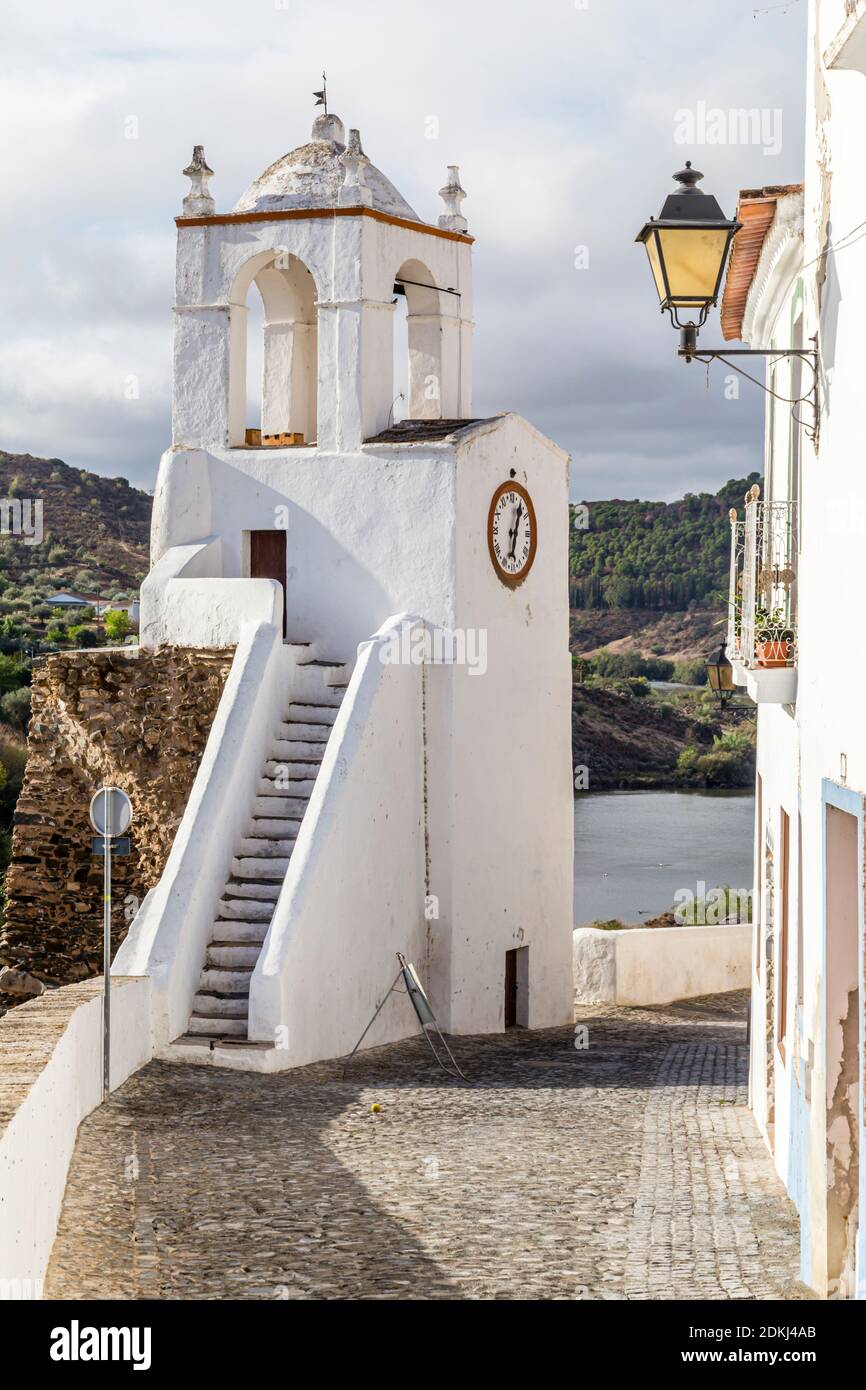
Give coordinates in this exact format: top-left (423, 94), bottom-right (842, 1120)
top-left (754, 605), bottom-right (794, 668)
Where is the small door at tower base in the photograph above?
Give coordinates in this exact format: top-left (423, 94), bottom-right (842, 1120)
top-left (250, 530), bottom-right (287, 637)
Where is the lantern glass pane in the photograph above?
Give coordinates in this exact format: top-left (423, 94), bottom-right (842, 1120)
top-left (656, 226), bottom-right (730, 305)
top-left (718, 662), bottom-right (736, 693)
top-left (643, 233), bottom-right (667, 303)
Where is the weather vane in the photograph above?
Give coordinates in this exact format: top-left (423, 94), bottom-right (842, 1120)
top-left (313, 71), bottom-right (328, 116)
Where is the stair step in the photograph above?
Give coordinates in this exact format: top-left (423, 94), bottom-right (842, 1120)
top-left (265, 757), bottom-right (321, 778)
top-left (214, 917), bottom-right (268, 939)
top-left (248, 808), bottom-right (303, 826)
top-left (245, 818), bottom-right (303, 840)
top-left (270, 741), bottom-right (325, 761)
top-left (211, 921), bottom-right (268, 945)
top-left (251, 796), bottom-right (307, 818)
top-left (199, 965), bottom-right (254, 993)
top-left (206, 942), bottom-right (261, 968)
top-left (262, 760), bottom-right (319, 781)
top-left (232, 857), bottom-right (290, 880)
top-left (188, 1015), bottom-right (248, 1038)
top-left (224, 878), bottom-right (282, 901)
top-left (287, 702), bottom-right (339, 721)
top-left (218, 898), bottom-right (274, 923)
top-left (257, 777), bottom-right (315, 798)
top-left (237, 836), bottom-right (296, 858)
top-left (276, 722), bottom-right (330, 743)
top-left (192, 991), bottom-right (249, 1018)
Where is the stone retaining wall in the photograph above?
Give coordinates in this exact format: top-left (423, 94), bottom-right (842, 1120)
top-left (0, 647), bottom-right (232, 995)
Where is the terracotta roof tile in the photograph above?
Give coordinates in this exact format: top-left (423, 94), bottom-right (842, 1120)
top-left (720, 184), bottom-right (804, 341)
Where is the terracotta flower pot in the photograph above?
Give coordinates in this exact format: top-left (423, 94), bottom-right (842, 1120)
top-left (756, 638), bottom-right (793, 668)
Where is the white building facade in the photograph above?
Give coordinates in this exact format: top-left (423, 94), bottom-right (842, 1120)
top-left (724, 0), bottom-right (866, 1298)
top-left (115, 111), bottom-right (574, 1069)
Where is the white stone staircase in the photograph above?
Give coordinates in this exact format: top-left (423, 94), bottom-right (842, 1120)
top-left (179, 647), bottom-right (347, 1047)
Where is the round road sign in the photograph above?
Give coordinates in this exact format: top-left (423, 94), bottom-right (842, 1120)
top-left (89, 787), bottom-right (133, 837)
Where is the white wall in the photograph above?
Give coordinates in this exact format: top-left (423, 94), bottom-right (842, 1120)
top-left (573, 925), bottom-right (752, 1007)
top-left (447, 414), bottom-right (574, 1032)
top-left (740, 245), bottom-right (803, 1187)
top-left (148, 441), bottom-right (460, 661)
top-left (140, 534), bottom-right (284, 650)
top-left (0, 978), bottom-right (151, 1293)
top-left (795, 0), bottom-right (866, 1294)
top-left (744, 0), bottom-right (866, 1296)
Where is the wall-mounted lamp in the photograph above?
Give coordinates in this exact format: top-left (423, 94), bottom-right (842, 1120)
top-left (636, 162), bottom-right (740, 353)
top-left (705, 643), bottom-right (736, 706)
top-left (637, 163), bottom-right (819, 440)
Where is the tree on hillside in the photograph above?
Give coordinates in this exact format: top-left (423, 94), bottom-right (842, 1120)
top-left (104, 610), bottom-right (132, 642)
top-left (569, 472), bottom-right (761, 611)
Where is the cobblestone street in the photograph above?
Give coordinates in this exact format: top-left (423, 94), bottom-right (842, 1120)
top-left (45, 991), bottom-right (809, 1300)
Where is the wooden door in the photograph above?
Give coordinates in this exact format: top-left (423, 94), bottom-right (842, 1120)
top-left (250, 530), bottom-right (287, 636)
top-left (504, 949), bottom-right (517, 1028)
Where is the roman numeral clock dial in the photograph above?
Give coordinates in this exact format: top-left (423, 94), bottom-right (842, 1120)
top-left (487, 481), bottom-right (538, 588)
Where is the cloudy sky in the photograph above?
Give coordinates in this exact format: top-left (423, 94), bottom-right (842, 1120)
top-left (0, 0), bottom-right (806, 501)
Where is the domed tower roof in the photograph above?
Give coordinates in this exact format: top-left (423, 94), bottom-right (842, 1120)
top-left (233, 113), bottom-right (422, 221)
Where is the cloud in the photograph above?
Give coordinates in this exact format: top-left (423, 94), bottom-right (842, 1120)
top-left (0, 0), bottom-right (806, 496)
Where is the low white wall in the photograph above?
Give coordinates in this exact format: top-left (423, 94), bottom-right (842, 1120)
top-left (114, 621), bottom-right (292, 1046)
top-left (249, 614), bottom-right (428, 1066)
top-left (155, 576), bottom-right (282, 649)
top-left (0, 977), bottom-right (151, 1294)
top-left (140, 534), bottom-right (283, 650)
top-left (139, 536), bottom-right (220, 649)
top-left (573, 924), bottom-right (752, 1006)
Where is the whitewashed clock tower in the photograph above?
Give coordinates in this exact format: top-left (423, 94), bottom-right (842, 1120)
top-left (121, 106), bottom-right (574, 1068)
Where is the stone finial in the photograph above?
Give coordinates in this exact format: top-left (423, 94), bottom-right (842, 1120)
top-left (746, 483), bottom-right (761, 503)
top-left (312, 112), bottom-right (346, 147)
top-left (339, 128), bottom-right (373, 207)
top-left (182, 145), bottom-right (215, 217)
top-left (728, 508), bottom-right (738, 524)
top-left (438, 164), bottom-right (468, 232)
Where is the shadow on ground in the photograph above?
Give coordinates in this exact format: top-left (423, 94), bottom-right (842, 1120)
top-left (45, 991), bottom-right (809, 1301)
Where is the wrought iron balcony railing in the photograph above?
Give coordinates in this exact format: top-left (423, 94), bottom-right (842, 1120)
top-left (728, 486), bottom-right (797, 675)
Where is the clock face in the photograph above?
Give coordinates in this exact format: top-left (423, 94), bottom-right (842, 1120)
top-left (487, 481), bottom-right (537, 588)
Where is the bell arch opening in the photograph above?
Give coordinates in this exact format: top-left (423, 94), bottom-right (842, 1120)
top-left (393, 259), bottom-right (445, 421)
top-left (228, 250), bottom-right (319, 446)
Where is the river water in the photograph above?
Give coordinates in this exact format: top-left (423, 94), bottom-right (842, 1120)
top-left (573, 789), bottom-right (754, 926)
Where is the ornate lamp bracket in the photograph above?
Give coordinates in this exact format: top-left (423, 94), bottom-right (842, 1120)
top-left (678, 334), bottom-right (820, 444)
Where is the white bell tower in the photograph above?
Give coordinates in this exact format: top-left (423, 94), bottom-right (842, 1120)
top-left (132, 104), bottom-right (574, 1067)
top-left (171, 113), bottom-right (474, 455)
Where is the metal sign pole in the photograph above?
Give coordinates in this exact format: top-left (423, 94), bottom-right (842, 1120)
top-left (103, 791), bottom-right (111, 1102)
top-left (88, 785), bottom-right (133, 1105)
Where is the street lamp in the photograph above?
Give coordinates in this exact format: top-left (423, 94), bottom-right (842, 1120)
top-left (705, 643), bottom-right (736, 706)
top-left (636, 161), bottom-right (820, 437)
top-left (636, 161), bottom-right (741, 357)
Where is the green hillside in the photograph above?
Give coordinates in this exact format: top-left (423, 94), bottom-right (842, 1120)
top-left (569, 472), bottom-right (761, 610)
top-left (0, 452), bottom-right (150, 659)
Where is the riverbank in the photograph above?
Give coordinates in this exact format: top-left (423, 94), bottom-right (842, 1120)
top-left (572, 679), bottom-right (754, 790)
